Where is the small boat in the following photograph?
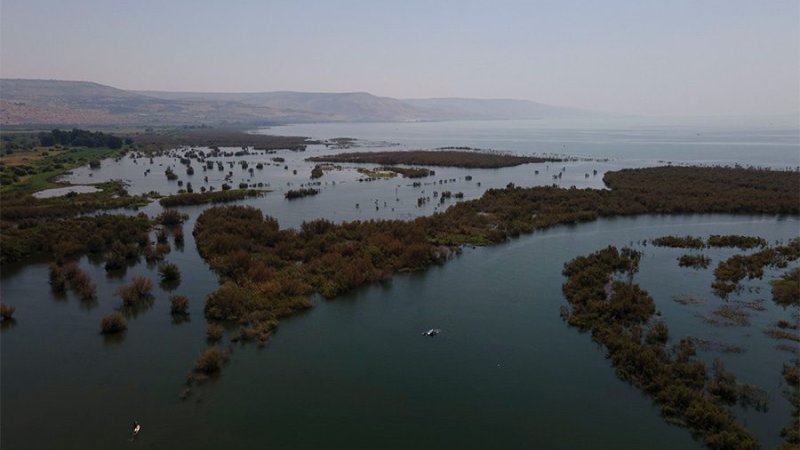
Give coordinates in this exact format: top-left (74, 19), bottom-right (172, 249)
top-left (422, 328), bottom-right (440, 337)
top-left (132, 421), bottom-right (141, 436)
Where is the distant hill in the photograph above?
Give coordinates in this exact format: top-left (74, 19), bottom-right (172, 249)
top-left (0, 79), bottom-right (601, 127)
top-left (135, 90), bottom-right (421, 123)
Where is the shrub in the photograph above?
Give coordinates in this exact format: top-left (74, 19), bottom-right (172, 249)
top-left (64, 264), bottom-right (96, 300)
top-left (100, 312), bottom-right (127, 334)
top-left (285, 188), bottom-right (319, 200)
top-left (677, 254), bottom-right (711, 269)
top-left (156, 209), bottom-right (187, 226)
top-left (194, 347), bottom-right (229, 374)
top-left (207, 324), bottom-right (224, 342)
top-left (0, 304), bottom-right (15, 320)
top-left (173, 227), bottom-right (184, 246)
top-left (170, 295), bottom-right (190, 315)
top-left (158, 262), bottom-right (181, 281)
top-left (48, 263), bottom-right (67, 293)
top-left (117, 276), bottom-right (153, 305)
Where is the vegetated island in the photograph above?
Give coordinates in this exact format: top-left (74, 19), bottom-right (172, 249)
top-left (562, 246), bottom-right (762, 449)
top-left (187, 165), bottom-right (799, 447)
top-left (158, 189), bottom-right (265, 207)
top-left (307, 149), bottom-right (562, 168)
top-left (124, 127), bottom-right (312, 153)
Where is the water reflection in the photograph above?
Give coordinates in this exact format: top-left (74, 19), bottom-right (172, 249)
top-left (120, 296), bottom-right (155, 318)
top-left (1, 318), bottom-right (17, 332)
top-left (102, 330), bottom-right (126, 346)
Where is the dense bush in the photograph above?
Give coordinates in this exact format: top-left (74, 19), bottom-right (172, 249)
top-left (40, 129), bottom-right (123, 149)
top-left (652, 235), bottom-right (704, 248)
top-left (308, 150), bottom-right (559, 168)
top-left (712, 240), bottom-right (800, 297)
top-left (117, 276), bottom-right (153, 305)
top-left (678, 254), bottom-right (711, 269)
top-left (1, 213), bottom-right (151, 265)
top-left (561, 246), bottom-right (759, 449)
top-left (771, 267), bottom-right (800, 307)
top-left (194, 347), bottom-right (229, 374)
top-left (285, 188), bottom-right (319, 200)
top-left (158, 262), bottom-right (181, 281)
top-left (100, 312), bottom-right (127, 334)
top-left (170, 295), bottom-right (190, 315)
top-left (155, 209), bottom-right (187, 226)
top-left (158, 189), bottom-right (262, 207)
top-left (207, 324), bottom-right (224, 342)
top-left (0, 303), bottom-right (15, 320)
top-left (706, 235), bottom-right (766, 249)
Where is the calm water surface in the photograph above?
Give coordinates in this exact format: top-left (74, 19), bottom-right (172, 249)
top-left (2, 120), bottom-right (798, 449)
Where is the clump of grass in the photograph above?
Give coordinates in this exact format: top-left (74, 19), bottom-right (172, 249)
top-left (144, 241), bottom-right (170, 263)
top-left (100, 312), bottom-right (127, 334)
top-left (156, 228), bottom-right (169, 244)
top-left (677, 254), bottom-right (711, 269)
top-left (231, 319), bottom-right (277, 346)
top-left (63, 263), bottom-right (96, 300)
top-left (193, 347), bottom-right (229, 374)
top-left (48, 263), bottom-right (67, 293)
top-left (155, 209), bottom-right (187, 226)
top-left (117, 276), bottom-right (153, 305)
top-left (207, 324), bottom-right (224, 342)
top-left (173, 227), bottom-right (184, 246)
top-left (170, 295), bottom-right (189, 315)
top-left (0, 304), bottom-right (16, 320)
top-left (765, 328), bottom-right (800, 342)
top-left (158, 262), bottom-right (181, 281)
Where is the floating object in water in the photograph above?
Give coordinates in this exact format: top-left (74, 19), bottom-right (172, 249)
top-left (132, 421), bottom-right (141, 436)
top-left (422, 328), bottom-right (440, 337)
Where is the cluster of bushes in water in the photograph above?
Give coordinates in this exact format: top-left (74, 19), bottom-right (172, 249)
top-left (307, 149), bottom-right (561, 168)
top-left (49, 262), bottom-right (96, 300)
top-left (771, 267), bottom-right (800, 308)
top-left (1, 213), bottom-right (152, 265)
top-left (192, 166), bottom-right (799, 346)
top-left (678, 254), bottom-right (712, 269)
top-left (186, 165), bottom-right (800, 438)
top-left (561, 246), bottom-right (760, 449)
top-left (158, 189), bottom-right (263, 207)
top-left (378, 166), bottom-right (434, 178)
top-left (652, 234), bottom-right (767, 249)
top-left (284, 188), bottom-right (319, 200)
top-left (0, 181), bottom-right (149, 221)
top-left (712, 239), bottom-right (800, 298)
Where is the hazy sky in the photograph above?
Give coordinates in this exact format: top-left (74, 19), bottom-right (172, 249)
top-left (1, 0), bottom-right (798, 116)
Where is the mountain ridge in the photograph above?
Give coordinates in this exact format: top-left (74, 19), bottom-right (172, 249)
top-left (0, 78), bottom-right (601, 126)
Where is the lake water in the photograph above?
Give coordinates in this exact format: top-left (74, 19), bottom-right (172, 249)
top-left (2, 119), bottom-right (799, 449)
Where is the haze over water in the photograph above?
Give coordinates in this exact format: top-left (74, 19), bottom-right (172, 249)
top-left (263, 116), bottom-right (800, 168)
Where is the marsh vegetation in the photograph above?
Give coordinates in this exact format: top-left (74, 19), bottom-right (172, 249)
top-left (307, 149), bottom-right (562, 168)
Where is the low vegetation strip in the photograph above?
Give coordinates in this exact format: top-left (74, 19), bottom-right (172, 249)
top-left (0, 181), bottom-right (150, 221)
top-left (711, 240), bottom-right (800, 298)
top-left (307, 150), bottom-right (560, 168)
top-left (285, 188), bottom-right (319, 200)
top-left (189, 165), bottom-right (800, 437)
top-left (158, 189), bottom-right (264, 207)
top-left (193, 165), bottom-right (799, 341)
top-left (0, 214), bottom-right (152, 264)
top-left (128, 128), bottom-right (310, 152)
top-left (561, 246), bottom-right (759, 449)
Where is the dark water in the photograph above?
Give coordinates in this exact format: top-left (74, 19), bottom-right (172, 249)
top-left (2, 120), bottom-right (799, 449)
top-left (2, 214), bottom-right (797, 449)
